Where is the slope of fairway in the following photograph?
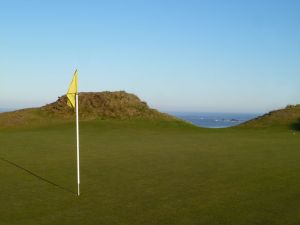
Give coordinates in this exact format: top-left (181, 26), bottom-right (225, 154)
top-left (1, 120), bottom-right (300, 225)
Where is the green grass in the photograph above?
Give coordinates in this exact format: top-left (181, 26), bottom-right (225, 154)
top-left (1, 120), bottom-right (300, 225)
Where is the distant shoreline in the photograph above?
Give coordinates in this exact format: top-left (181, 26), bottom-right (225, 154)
top-left (0, 108), bottom-right (260, 128)
top-left (167, 112), bottom-right (261, 128)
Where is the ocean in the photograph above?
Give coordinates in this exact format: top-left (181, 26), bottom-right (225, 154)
top-left (0, 108), bottom-right (15, 113)
top-left (169, 112), bottom-right (260, 128)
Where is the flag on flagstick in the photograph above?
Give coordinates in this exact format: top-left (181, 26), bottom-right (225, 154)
top-left (67, 70), bottom-right (80, 196)
top-left (67, 70), bottom-right (78, 109)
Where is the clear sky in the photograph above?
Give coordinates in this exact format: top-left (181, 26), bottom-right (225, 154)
top-left (1, 0), bottom-right (300, 113)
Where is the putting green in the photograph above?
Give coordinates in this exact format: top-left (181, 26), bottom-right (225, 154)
top-left (1, 120), bottom-right (300, 225)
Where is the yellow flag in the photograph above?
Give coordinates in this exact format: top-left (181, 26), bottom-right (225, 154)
top-left (67, 70), bottom-right (78, 109)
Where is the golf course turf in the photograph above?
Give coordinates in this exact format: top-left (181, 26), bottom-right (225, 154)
top-left (1, 120), bottom-right (300, 225)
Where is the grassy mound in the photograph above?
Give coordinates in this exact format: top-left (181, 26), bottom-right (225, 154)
top-left (0, 91), bottom-right (179, 128)
top-left (42, 91), bottom-right (174, 120)
top-left (240, 104), bottom-right (300, 129)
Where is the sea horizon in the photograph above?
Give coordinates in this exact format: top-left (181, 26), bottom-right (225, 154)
top-left (0, 108), bottom-right (17, 113)
top-left (168, 111), bottom-right (261, 128)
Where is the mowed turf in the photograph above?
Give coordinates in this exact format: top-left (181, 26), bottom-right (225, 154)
top-left (1, 120), bottom-right (300, 225)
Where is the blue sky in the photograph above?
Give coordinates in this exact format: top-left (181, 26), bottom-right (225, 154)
top-left (1, 0), bottom-right (300, 113)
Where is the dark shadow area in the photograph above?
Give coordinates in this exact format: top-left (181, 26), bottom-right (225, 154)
top-left (290, 118), bottom-right (300, 131)
top-left (0, 156), bottom-right (76, 195)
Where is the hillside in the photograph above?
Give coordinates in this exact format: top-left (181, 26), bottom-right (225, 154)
top-left (0, 91), bottom-right (178, 128)
top-left (240, 104), bottom-right (300, 129)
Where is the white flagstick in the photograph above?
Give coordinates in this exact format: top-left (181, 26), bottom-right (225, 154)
top-left (76, 93), bottom-right (80, 196)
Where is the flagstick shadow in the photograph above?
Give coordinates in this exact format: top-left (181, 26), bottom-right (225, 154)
top-left (0, 157), bottom-right (76, 195)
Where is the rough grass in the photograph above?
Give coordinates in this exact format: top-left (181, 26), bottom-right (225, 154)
top-left (1, 120), bottom-right (300, 225)
top-left (241, 104), bottom-right (300, 129)
top-left (0, 92), bottom-right (179, 129)
top-left (42, 91), bottom-right (176, 120)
